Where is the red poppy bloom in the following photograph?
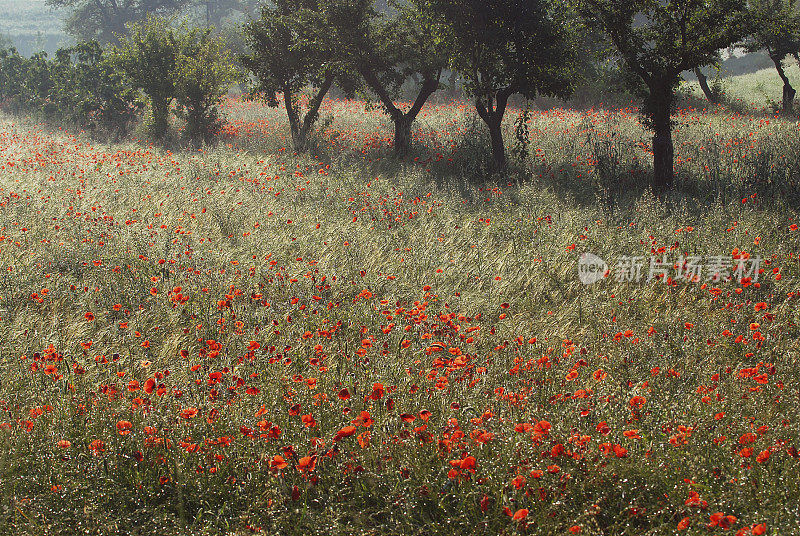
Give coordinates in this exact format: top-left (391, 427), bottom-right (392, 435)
top-left (369, 383), bottom-right (385, 400)
top-left (297, 455), bottom-right (316, 472)
top-left (180, 407), bottom-right (199, 419)
top-left (351, 411), bottom-right (373, 427)
top-left (334, 425), bottom-right (357, 441)
top-left (270, 455), bottom-right (288, 470)
top-left (116, 420), bottom-right (133, 436)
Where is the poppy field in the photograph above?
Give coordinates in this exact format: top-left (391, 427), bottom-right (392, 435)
top-left (0, 97), bottom-right (799, 535)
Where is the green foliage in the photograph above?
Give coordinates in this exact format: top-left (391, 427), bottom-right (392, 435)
top-left (45, 0), bottom-right (191, 44)
top-left (61, 41), bottom-right (144, 137)
top-left (242, 0), bottom-right (336, 109)
top-left (743, 0), bottom-right (800, 60)
top-left (111, 16), bottom-right (185, 138)
top-left (0, 43), bottom-right (141, 137)
top-left (174, 31), bottom-right (240, 145)
top-left (320, 0), bottom-right (448, 156)
top-left (434, 0), bottom-right (576, 103)
top-left (111, 16), bottom-right (238, 143)
top-left (241, 0), bottom-right (344, 152)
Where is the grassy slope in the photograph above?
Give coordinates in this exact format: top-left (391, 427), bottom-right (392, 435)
top-left (0, 98), bottom-right (798, 535)
top-left (685, 61), bottom-right (800, 111)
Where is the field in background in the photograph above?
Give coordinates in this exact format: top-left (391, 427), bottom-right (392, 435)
top-left (685, 62), bottom-right (800, 112)
top-left (0, 98), bottom-right (799, 534)
top-left (0, 0), bottom-right (70, 56)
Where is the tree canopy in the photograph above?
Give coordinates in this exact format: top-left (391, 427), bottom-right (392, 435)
top-left (580, 0), bottom-right (750, 192)
top-left (433, 0), bottom-right (577, 170)
top-left (46, 0), bottom-right (191, 44)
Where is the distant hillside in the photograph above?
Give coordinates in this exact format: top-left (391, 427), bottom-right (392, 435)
top-left (0, 0), bottom-right (71, 56)
top-left (685, 60), bottom-right (800, 110)
top-left (719, 50), bottom-right (776, 76)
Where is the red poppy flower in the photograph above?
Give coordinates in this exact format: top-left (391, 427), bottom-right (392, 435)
top-left (334, 425), bottom-right (357, 441)
top-left (180, 407), bottom-right (199, 419)
top-left (369, 383), bottom-right (385, 400)
top-left (116, 420), bottom-right (133, 436)
top-left (270, 455), bottom-right (288, 469)
top-left (297, 455), bottom-right (316, 472)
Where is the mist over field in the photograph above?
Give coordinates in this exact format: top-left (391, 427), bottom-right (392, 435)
top-left (0, 1), bottom-right (799, 535)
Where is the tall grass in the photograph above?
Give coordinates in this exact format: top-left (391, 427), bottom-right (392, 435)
top-left (0, 98), bottom-right (798, 535)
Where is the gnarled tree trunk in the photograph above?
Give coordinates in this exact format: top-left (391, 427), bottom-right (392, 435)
top-left (361, 69), bottom-right (440, 157)
top-left (475, 86), bottom-right (513, 173)
top-left (151, 96), bottom-right (170, 139)
top-left (394, 115), bottom-right (413, 158)
top-left (694, 68), bottom-right (719, 104)
top-left (283, 72), bottom-right (335, 153)
top-left (772, 57), bottom-right (796, 115)
top-left (649, 85), bottom-right (674, 193)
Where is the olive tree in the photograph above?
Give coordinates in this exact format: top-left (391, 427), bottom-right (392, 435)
top-left (432, 0), bottom-right (576, 171)
top-left (742, 0), bottom-right (800, 114)
top-left (580, 0), bottom-right (749, 192)
top-left (241, 0), bottom-right (340, 153)
top-left (326, 0), bottom-right (448, 157)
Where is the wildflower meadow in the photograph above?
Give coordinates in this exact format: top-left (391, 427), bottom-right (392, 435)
top-left (0, 93), bottom-right (798, 534)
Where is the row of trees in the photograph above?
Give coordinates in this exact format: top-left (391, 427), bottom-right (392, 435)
top-left (0, 42), bottom-right (141, 137)
top-left (241, 0), bottom-right (576, 167)
top-left (0, 18), bottom-right (239, 144)
top-left (239, 0), bottom-right (758, 192)
top-left (8, 1), bottom-right (800, 192)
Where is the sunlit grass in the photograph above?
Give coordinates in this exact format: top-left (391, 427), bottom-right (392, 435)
top-left (0, 99), bottom-right (798, 535)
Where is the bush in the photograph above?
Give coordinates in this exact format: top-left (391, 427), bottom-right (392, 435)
top-left (63, 42), bottom-right (143, 139)
top-left (174, 30), bottom-right (240, 146)
top-left (110, 16), bottom-right (183, 140)
top-left (0, 43), bottom-right (141, 138)
top-left (111, 17), bottom-right (239, 145)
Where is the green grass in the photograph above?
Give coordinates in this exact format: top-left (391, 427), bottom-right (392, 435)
top-left (684, 60), bottom-right (800, 111)
top-left (0, 98), bottom-right (798, 535)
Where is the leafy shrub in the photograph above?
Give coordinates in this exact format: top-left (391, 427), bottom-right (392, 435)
top-left (110, 16), bottom-right (182, 140)
top-left (0, 43), bottom-right (141, 138)
top-left (111, 16), bottom-right (239, 144)
top-left (174, 30), bottom-right (240, 146)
